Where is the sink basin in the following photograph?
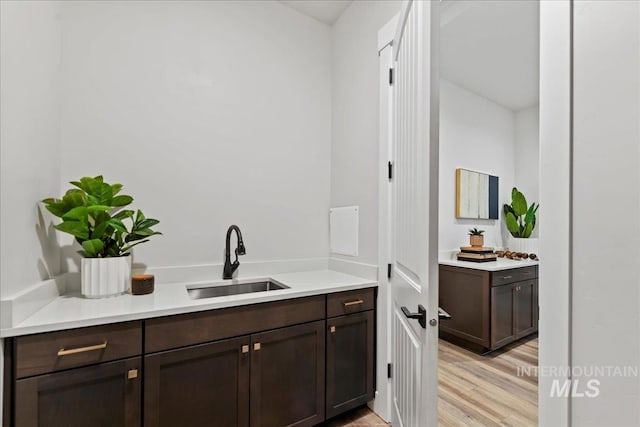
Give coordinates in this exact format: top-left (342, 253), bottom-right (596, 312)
top-left (187, 279), bottom-right (289, 299)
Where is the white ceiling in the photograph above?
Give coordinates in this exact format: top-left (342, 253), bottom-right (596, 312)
top-left (279, 0), bottom-right (352, 26)
top-left (441, 0), bottom-right (539, 111)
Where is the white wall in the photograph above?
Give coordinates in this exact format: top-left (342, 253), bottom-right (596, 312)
top-left (572, 1), bottom-right (640, 425)
top-left (0, 0), bottom-right (62, 297)
top-left (0, 0), bottom-right (63, 421)
top-left (439, 79), bottom-right (515, 251)
top-left (514, 106), bottom-right (540, 238)
top-left (58, 0), bottom-right (332, 271)
top-left (330, 0), bottom-right (402, 265)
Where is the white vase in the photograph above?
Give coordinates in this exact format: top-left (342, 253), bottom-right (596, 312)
top-left (81, 256), bottom-right (131, 298)
top-left (506, 237), bottom-right (539, 255)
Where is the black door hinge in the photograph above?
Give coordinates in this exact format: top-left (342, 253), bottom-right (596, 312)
top-left (387, 264), bottom-right (392, 279)
top-left (389, 68), bottom-right (394, 85)
top-left (387, 363), bottom-right (393, 379)
top-left (388, 161), bottom-right (393, 180)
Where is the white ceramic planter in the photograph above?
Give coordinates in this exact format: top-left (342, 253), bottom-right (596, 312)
top-left (81, 256), bottom-right (131, 298)
top-left (506, 237), bottom-right (539, 254)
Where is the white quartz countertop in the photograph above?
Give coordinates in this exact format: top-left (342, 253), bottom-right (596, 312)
top-left (439, 257), bottom-right (539, 272)
top-left (0, 270), bottom-right (377, 338)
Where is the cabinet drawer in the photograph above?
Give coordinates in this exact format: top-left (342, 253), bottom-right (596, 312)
top-left (491, 266), bottom-right (537, 286)
top-left (145, 296), bottom-right (325, 353)
top-left (327, 288), bottom-right (375, 318)
top-left (15, 321), bottom-right (142, 379)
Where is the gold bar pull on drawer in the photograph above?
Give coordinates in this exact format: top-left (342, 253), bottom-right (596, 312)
top-left (343, 299), bottom-right (364, 307)
top-left (330, 326), bottom-right (336, 334)
top-left (57, 342), bottom-right (107, 356)
top-left (127, 369), bottom-right (138, 380)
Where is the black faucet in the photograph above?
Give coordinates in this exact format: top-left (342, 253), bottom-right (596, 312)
top-left (223, 225), bottom-right (246, 279)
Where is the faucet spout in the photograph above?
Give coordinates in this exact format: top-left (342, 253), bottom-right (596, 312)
top-left (223, 225), bottom-right (245, 279)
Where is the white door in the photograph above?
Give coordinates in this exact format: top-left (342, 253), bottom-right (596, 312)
top-left (389, 1), bottom-right (439, 426)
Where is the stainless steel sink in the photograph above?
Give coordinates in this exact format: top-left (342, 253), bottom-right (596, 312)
top-left (187, 279), bottom-right (289, 299)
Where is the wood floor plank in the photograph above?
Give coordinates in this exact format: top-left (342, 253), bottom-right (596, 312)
top-left (439, 336), bottom-right (538, 426)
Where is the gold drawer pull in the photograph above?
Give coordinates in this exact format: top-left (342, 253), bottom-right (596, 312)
top-left (501, 276), bottom-right (513, 280)
top-left (254, 342), bottom-right (261, 351)
top-left (127, 369), bottom-right (138, 380)
top-left (242, 345), bottom-right (249, 354)
top-left (330, 326), bottom-right (336, 334)
top-left (57, 342), bottom-right (107, 356)
top-left (343, 299), bottom-right (364, 307)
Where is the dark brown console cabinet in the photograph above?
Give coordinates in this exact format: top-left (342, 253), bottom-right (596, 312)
top-left (4, 288), bottom-right (376, 427)
top-left (439, 264), bottom-right (538, 352)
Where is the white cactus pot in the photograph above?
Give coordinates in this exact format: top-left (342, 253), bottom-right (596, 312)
top-left (81, 256), bottom-right (131, 298)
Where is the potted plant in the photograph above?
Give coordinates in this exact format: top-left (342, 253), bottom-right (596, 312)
top-left (42, 176), bottom-right (161, 298)
top-left (504, 187), bottom-right (539, 253)
top-left (468, 228), bottom-right (485, 247)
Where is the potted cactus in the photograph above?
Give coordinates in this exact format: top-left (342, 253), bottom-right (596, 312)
top-left (468, 228), bottom-right (485, 247)
top-left (42, 176), bottom-right (161, 298)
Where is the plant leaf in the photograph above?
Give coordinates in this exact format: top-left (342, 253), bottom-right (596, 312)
top-left (111, 183), bottom-right (123, 196)
top-left (120, 239), bottom-right (150, 254)
top-left (506, 212), bottom-right (519, 235)
top-left (62, 206), bottom-right (89, 222)
top-left (107, 218), bottom-right (128, 233)
top-left (523, 222), bottom-right (533, 238)
top-left (136, 218), bottom-right (160, 230)
top-left (511, 189), bottom-right (528, 217)
top-left (111, 195), bottom-right (133, 207)
top-left (55, 221), bottom-right (90, 240)
top-left (81, 239), bottom-right (104, 257)
top-left (113, 209), bottom-right (135, 220)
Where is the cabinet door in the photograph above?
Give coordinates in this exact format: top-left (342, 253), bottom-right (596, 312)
top-left (491, 284), bottom-right (516, 349)
top-left (144, 336), bottom-right (250, 427)
top-left (515, 280), bottom-right (538, 339)
top-left (326, 311), bottom-right (374, 419)
top-left (250, 320), bottom-right (325, 427)
top-left (15, 357), bottom-right (141, 427)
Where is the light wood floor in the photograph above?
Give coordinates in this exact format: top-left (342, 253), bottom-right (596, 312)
top-left (439, 336), bottom-right (538, 426)
top-left (329, 336), bottom-right (538, 426)
top-left (322, 405), bottom-right (389, 426)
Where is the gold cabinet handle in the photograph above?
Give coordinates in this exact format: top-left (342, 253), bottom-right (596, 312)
top-left (127, 369), bottom-right (138, 380)
top-left (57, 342), bottom-right (107, 356)
top-left (343, 299), bottom-right (364, 307)
top-left (242, 345), bottom-right (249, 354)
top-left (330, 326), bottom-right (336, 334)
top-left (501, 276), bottom-right (513, 280)
top-left (254, 342), bottom-right (261, 351)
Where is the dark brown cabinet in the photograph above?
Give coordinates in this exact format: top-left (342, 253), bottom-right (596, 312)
top-left (440, 264), bottom-right (538, 352)
top-left (5, 288), bottom-right (376, 427)
top-left (144, 336), bottom-right (250, 427)
top-left (15, 357), bottom-right (141, 427)
top-left (250, 321), bottom-right (325, 427)
top-left (326, 310), bottom-right (374, 419)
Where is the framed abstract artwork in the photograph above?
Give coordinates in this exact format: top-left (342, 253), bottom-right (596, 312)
top-left (455, 168), bottom-right (499, 219)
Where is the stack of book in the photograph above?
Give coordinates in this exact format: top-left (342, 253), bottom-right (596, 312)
top-left (457, 246), bottom-right (497, 262)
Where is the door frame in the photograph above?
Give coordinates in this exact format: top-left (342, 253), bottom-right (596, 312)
top-left (374, 12), bottom-right (398, 424)
top-left (376, 1), bottom-right (573, 424)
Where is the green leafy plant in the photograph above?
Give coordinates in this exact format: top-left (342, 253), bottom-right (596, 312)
top-left (42, 175), bottom-right (161, 258)
top-left (468, 228), bottom-right (485, 236)
top-left (503, 187), bottom-right (539, 238)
